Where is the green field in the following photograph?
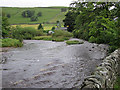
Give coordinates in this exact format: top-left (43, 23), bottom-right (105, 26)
top-left (2, 7), bottom-right (67, 25)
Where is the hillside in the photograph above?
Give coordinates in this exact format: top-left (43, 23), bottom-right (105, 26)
top-left (2, 7), bottom-right (67, 25)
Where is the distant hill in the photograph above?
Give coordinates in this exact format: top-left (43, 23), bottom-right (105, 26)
top-left (2, 7), bottom-right (67, 24)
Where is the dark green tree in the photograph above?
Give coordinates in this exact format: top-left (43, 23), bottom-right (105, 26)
top-left (63, 11), bottom-right (79, 32)
top-left (38, 23), bottom-right (43, 30)
top-left (7, 14), bottom-right (11, 18)
top-left (22, 10), bottom-right (35, 18)
top-left (2, 13), bottom-right (11, 38)
top-left (61, 8), bottom-right (67, 12)
top-left (30, 16), bottom-right (38, 21)
top-left (37, 12), bottom-right (42, 17)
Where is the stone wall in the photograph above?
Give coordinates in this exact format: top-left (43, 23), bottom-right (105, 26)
top-left (80, 48), bottom-right (120, 89)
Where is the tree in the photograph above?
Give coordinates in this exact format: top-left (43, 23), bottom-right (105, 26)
top-left (63, 11), bottom-right (79, 32)
top-left (61, 8), bottom-right (67, 12)
top-left (30, 16), bottom-right (38, 21)
top-left (68, 1), bottom-right (120, 52)
top-left (22, 10), bottom-right (35, 18)
top-left (2, 13), bottom-right (11, 38)
top-left (37, 12), bottom-right (42, 17)
top-left (38, 23), bottom-right (43, 30)
top-left (7, 14), bottom-right (11, 18)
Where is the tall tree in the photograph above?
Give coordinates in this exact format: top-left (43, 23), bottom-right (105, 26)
top-left (2, 13), bottom-right (11, 38)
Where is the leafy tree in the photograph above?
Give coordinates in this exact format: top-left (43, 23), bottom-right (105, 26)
top-left (38, 23), bottom-right (43, 30)
top-left (63, 11), bottom-right (79, 32)
top-left (61, 8), bottom-right (67, 12)
top-left (37, 12), bottom-right (42, 17)
top-left (22, 10), bottom-right (35, 18)
top-left (2, 13), bottom-right (11, 38)
top-left (67, 1), bottom-right (120, 52)
top-left (51, 26), bottom-right (55, 30)
top-left (30, 16), bottom-right (38, 21)
top-left (7, 14), bottom-right (11, 18)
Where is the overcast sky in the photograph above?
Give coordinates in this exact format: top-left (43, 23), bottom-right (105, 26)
top-left (0, 0), bottom-right (77, 7)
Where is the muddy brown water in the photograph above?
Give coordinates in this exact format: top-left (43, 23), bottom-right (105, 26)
top-left (2, 38), bottom-right (108, 88)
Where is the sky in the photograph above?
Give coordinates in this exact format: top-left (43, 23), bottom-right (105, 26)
top-left (0, 0), bottom-right (77, 7)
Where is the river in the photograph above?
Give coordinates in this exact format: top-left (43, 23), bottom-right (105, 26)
top-left (2, 38), bottom-right (108, 88)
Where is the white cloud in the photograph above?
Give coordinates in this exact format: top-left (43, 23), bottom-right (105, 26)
top-left (0, 0), bottom-right (77, 7)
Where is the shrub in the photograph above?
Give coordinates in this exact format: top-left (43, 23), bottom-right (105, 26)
top-left (22, 10), bottom-right (35, 18)
top-left (51, 26), bottom-right (55, 30)
top-left (7, 14), bottom-right (11, 18)
top-left (37, 12), bottom-right (42, 17)
top-left (30, 16), bottom-right (38, 21)
top-left (89, 36), bottom-right (96, 43)
top-left (52, 30), bottom-right (73, 38)
top-left (38, 23), bottom-right (43, 30)
top-left (11, 26), bottom-right (44, 40)
top-left (2, 38), bottom-right (23, 47)
top-left (52, 37), bottom-right (65, 42)
top-left (33, 36), bottom-right (52, 41)
top-left (66, 40), bottom-right (84, 45)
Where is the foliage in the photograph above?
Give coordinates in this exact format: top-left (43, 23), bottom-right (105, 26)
top-left (63, 11), bottom-right (79, 32)
top-left (22, 10), bottom-right (35, 18)
top-left (11, 26), bottom-right (44, 41)
top-left (52, 36), bottom-right (65, 42)
top-left (33, 36), bottom-right (52, 41)
top-left (61, 8), bottom-right (67, 12)
top-left (69, 1), bottom-right (120, 52)
top-left (2, 13), bottom-right (11, 38)
top-left (114, 76), bottom-right (120, 90)
top-left (52, 30), bottom-right (73, 38)
top-left (89, 36), bottom-right (96, 43)
top-left (66, 40), bottom-right (84, 45)
top-left (2, 38), bottom-right (23, 47)
top-left (38, 23), bottom-right (43, 30)
top-left (6, 14), bottom-right (11, 18)
top-left (51, 26), bottom-right (55, 30)
top-left (33, 30), bottom-right (73, 42)
top-left (37, 12), bottom-right (42, 17)
top-left (30, 16), bottom-right (38, 21)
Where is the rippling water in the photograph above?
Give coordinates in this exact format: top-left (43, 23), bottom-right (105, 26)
top-left (2, 39), bottom-right (108, 88)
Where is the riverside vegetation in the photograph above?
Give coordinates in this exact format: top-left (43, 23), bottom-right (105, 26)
top-left (1, 1), bottom-right (120, 89)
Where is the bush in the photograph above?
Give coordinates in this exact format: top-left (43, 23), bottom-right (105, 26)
top-left (30, 16), bottom-right (38, 21)
top-left (2, 38), bottom-right (23, 47)
top-left (22, 10), bottom-right (35, 18)
top-left (52, 30), bottom-right (73, 38)
top-left (52, 36), bottom-right (65, 42)
top-left (7, 14), bottom-right (11, 18)
top-left (33, 36), bottom-right (52, 41)
top-left (51, 26), bottom-right (55, 30)
top-left (89, 36), bottom-right (96, 43)
top-left (37, 12), bottom-right (42, 17)
top-left (52, 30), bottom-right (72, 42)
top-left (11, 26), bottom-right (44, 40)
top-left (66, 40), bottom-right (84, 45)
top-left (38, 23), bottom-right (43, 30)
top-left (114, 76), bottom-right (120, 90)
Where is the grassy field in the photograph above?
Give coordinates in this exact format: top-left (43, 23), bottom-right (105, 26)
top-left (2, 7), bottom-right (67, 25)
top-left (11, 23), bottom-right (64, 30)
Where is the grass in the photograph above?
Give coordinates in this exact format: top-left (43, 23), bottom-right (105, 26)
top-left (2, 38), bottom-right (23, 47)
top-left (11, 24), bottom-right (57, 30)
top-left (2, 7), bottom-right (67, 24)
top-left (66, 40), bottom-right (84, 45)
top-left (114, 76), bottom-right (120, 90)
top-left (33, 30), bottom-right (73, 42)
top-left (33, 36), bottom-right (52, 41)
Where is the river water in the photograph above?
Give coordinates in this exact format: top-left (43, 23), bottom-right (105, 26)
top-left (2, 38), bottom-right (108, 88)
